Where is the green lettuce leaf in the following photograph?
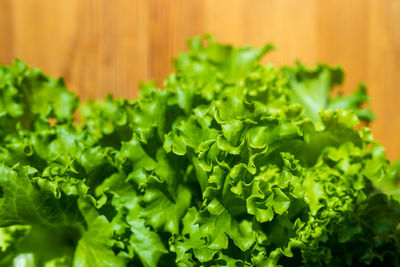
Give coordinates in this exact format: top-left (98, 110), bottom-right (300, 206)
top-left (0, 36), bottom-right (399, 267)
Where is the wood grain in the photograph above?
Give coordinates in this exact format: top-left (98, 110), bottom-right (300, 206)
top-left (0, 0), bottom-right (399, 159)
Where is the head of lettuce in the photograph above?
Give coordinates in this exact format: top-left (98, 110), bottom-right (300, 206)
top-left (0, 36), bottom-right (399, 267)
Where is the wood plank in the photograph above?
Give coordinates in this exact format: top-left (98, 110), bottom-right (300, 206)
top-left (367, 0), bottom-right (400, 160)
top-left (0, 0), bottom-right (14, 63)
top-left (316, 0), bottom-right (368, 93)
top-left (148, 0), bottom-right (204, 85)
top-left (65, 0), bottom-right (149, 99)
top-left (11, 0), bottom-right (78, 78)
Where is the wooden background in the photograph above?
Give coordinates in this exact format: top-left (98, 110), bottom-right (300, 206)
top-left (0, 0), bottom-right (399, 159)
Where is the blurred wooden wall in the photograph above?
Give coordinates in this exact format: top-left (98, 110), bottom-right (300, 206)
top-left (0, 0), bottom-right (399, 159)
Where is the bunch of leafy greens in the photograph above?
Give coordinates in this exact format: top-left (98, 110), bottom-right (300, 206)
top-left (0, 36), bottom-right (399, 267)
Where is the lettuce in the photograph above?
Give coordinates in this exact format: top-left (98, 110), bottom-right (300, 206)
top-left (0, 36), bottom-right (399, 266)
